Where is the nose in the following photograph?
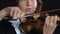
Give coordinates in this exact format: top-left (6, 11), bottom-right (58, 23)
top-left (27, 0), bottom-right (32, 6)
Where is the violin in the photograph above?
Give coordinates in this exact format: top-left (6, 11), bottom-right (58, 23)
top-left (24, 9), bottom-right (60, 21)
top-left (20, 9), bottom-right (60, 33)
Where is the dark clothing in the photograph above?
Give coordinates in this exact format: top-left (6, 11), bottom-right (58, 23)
top-left (0, 19), bottom-right (16, 34)
top-left (53, 21), bottom-right (60, 34)
top-left (53, 25), bottom-right (60, 34)
top-left (0, 19), bottom-right (42, 34)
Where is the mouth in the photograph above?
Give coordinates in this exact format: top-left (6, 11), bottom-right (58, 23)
top-left (26, 7), bottom-right (33, 12)
top-left (25, 7), bottom-right (35, 14)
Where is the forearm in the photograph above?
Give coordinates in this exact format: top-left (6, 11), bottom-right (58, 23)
top-left (0, 7), bottom-right (9, 19)
top-left (0, 11), bottom-right (7, 19)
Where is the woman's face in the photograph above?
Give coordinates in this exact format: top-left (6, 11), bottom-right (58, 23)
top-left (18, 0), bottom-right (37, 14)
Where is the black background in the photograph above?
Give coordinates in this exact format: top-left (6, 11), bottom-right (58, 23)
top-left (0, 0), bottom-right (60, 10)
top-left (0, 0), bottom-right (60, 15)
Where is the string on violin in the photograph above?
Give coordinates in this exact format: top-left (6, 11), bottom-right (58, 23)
top-left (24, 9), bottom-right (60, 21)
top-left (24, 9), bottom-right (60, 17)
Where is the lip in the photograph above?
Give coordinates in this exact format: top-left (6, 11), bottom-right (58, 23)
top-left (26, 8), bottom-right (32, 12)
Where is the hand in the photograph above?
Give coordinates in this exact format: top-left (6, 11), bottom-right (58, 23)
top-left (0, 7), bottom-right (26, 22)
top-left (9, 7), bottom-right (25, 19)
top-left (43, 15), bottom-right (58, 34)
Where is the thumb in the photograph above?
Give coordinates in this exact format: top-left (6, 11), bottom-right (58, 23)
top-left (20, 12), bottom-right (26, 18)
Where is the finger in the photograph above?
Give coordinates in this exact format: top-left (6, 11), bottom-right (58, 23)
top-left (17, 9), bottom-right (22, 19)
top-left (50, 16), bottom-right (54, 26)
top-left (45, 16), bottom-right (50, 25)
top-left (53, 15), bottom-right (58, 25)
top-left (20, 12), bottom-right (25, 17)
top-left (17, 8), bottom-right (25, 19)
top-left (10, 7), bottom-right (14, 17)
top-left (13, 8), bottom-right (18, 19)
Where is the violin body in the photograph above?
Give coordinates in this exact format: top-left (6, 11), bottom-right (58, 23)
top-left (20, 15), bottom-right (45, 33)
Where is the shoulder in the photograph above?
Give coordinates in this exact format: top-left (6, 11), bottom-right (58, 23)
top-left (0, 19), bottom-right (16, 34)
